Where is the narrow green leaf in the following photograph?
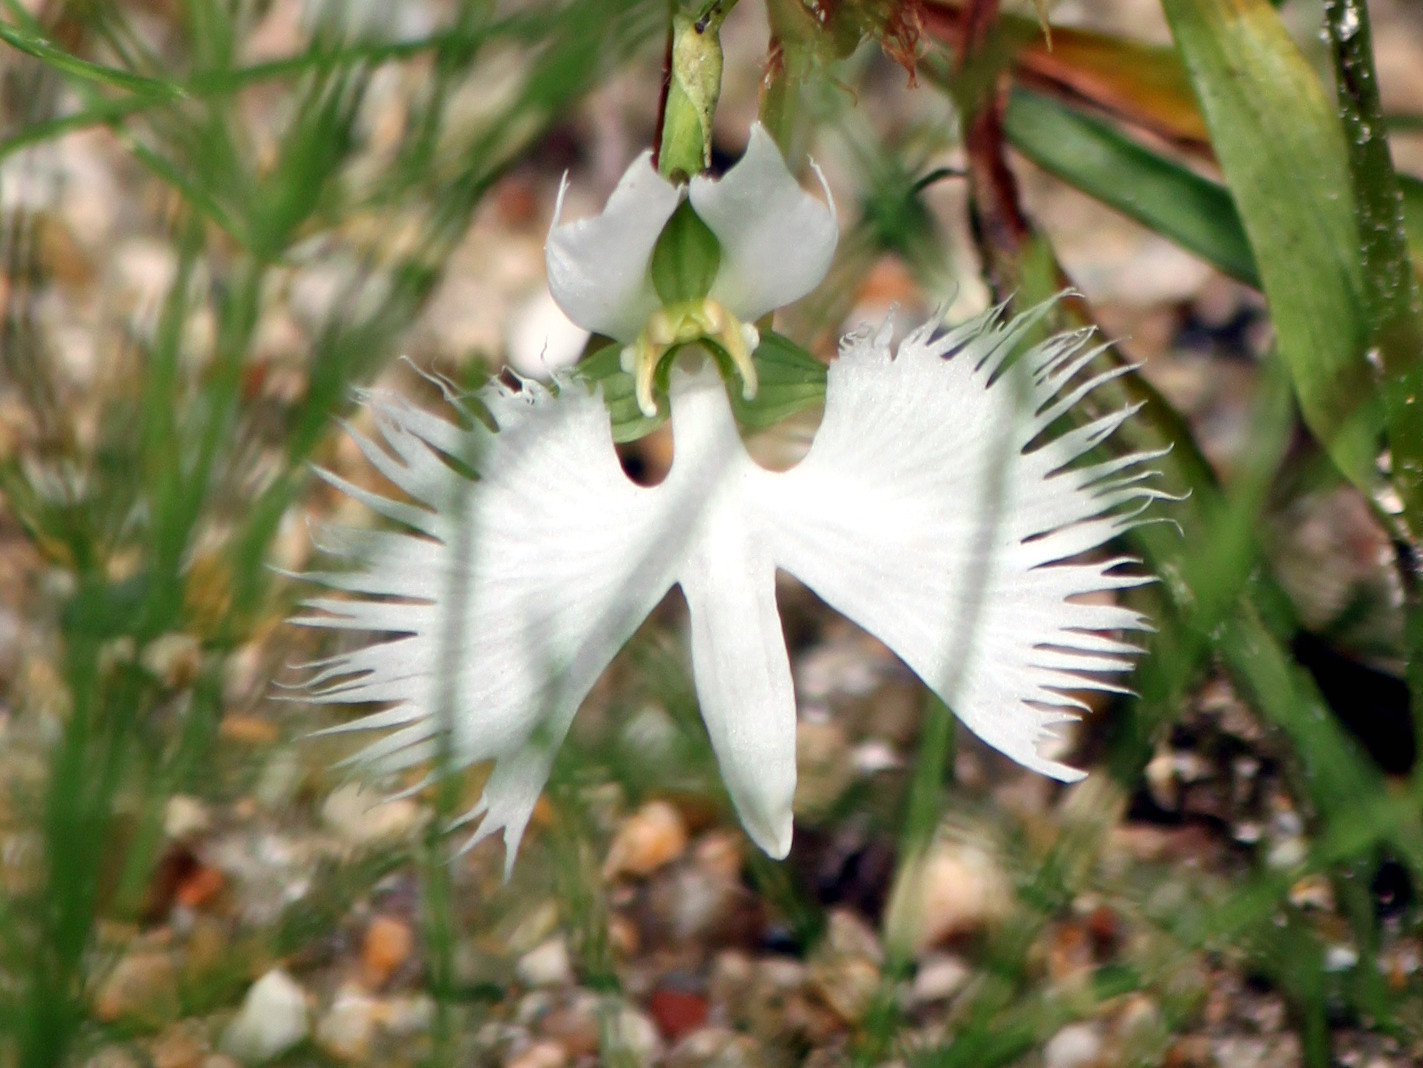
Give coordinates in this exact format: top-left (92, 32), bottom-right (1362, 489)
top-left (1323, 0), bottom-right (1423, 787)
top-left (0, 19), bottom-right (183, 100)
top-left (1161, 0), bottom-right (1377, 488)
top-left (1003, 88), bottom-right (1258, 287)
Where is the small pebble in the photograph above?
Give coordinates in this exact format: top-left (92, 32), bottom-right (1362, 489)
top-left (665, 1026), bottom-right (762, 1068)
top-left (909, 954), bottom-right (970, 1005)
top-left (175, 863), bottom-right (225, 910)
top-left (609, 1005), bottom-right (664, 1064)
top-left (658, 859), bottom-right (740, 942)
top-left (1324, 944), bottom-right (1360, 972)
top-left (315, 983), bottom-right (379, 1063)
top-left (808, 955), bottom-right (880, 1024)
top-left (93, 947), bottom-right (180, 1029)
top-left (140, 632), bottom-right (202, 689)
top-left (360, 914), bottom-right (414, 988)
top-left (793, 720), bottom-right (855, 815)
top-left (649, 987), bottom-right (710, 1042)
top-left (150, 1022), bottom-right (206, 1068)
top-left (1288, 874), bottom-right (1335, 911)
top-left (321, 783), bottom-right (423, 849)
top-left (217, 714), bottom-right (279, 746)
top-left (539, 996), bottom-right (601, 1058)
top-left (505, 1040), bottom-right (568, 1068)
top-left (81, 1049), bottom-right (143, 1068)
top-left (1044, 1021), bottom-right (1103, 1068)
top-left (892, 841), bottom-right (1010, 952)
top-left (517, 937), bottom-right (574, 988)
top-left (163, 796), bottom-right (212, 840)
top-left (219, 968), bottom-right (310, 1065)
top-left (383, 993), bottom-right (436, 1036)
top-left (603, 800), bottom-right (688, 879)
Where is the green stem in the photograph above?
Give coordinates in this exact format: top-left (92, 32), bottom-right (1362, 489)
top-left (1323, 0), bottom-right (1423, 532)
top-left (1323, 0), bottom-right (1423, 800)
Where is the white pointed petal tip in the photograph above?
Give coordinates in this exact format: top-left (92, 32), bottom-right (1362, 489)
top-left (454, 747), bottom-right (557, 881)
top-left (744, 802), bottom-right (794, 859)
top-left (506, 287), bottom-right (591, 378)
top-left (545, 152), bottom-right (681, 343)
top-left (690, 123), bottom-right (838, 323)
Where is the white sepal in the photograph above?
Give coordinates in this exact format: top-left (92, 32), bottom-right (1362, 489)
top-left (690, 124), bottom-right (838, 323)
top-left (545, 152), bottom-right (681, 343)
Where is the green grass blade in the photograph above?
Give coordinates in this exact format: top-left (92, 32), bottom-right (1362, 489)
top-left (1002, 87), bottom-right (1258, 287)
top-left (0, 18), bottom-right (183, 100)
top-left (1161, 0), bottom-right (1377, 489)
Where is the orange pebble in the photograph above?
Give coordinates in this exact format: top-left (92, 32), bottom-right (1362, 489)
top-left (175, 864), bottom-right (225, 909)
top-left (361, 915), bottom-right (414, 987)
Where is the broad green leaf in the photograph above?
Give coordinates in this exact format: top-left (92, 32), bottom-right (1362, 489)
top-left (1161, 0), bottom-right (1377, 488)
top-left (1003, 88), bottom-right (1258, 287)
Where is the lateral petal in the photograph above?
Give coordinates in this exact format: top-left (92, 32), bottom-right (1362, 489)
top-left (764, 305), bottom-right (1157, 780)
top-left (295, 374), bottom-right (680, 871)
top-left (689, 124), bottom-right (837, 323)
top-left (545, 152), bottom-right (682, 342)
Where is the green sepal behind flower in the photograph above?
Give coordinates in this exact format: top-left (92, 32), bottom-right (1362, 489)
top-left (651, 202), bottom-right (722, 305)
top-left (578, 330), bottom-right (828, 442)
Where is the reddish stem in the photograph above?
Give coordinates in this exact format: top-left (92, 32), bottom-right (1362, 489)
top-left (651, 13), bottom-right (675, 171)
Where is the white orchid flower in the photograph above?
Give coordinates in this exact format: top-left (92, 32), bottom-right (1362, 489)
top-left (545, 123), bottom-right (838, 415)
top-left (292, 132), bottom-right (1160, 875)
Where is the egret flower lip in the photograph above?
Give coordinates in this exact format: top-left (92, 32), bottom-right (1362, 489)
top-left (292, 300), bottom-right (1162, 873)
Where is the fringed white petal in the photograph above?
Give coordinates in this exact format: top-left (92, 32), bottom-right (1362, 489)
top-left (689, 124), bottom-right (838, 323)
top-left (295, 374), bottom-right (680, 869)
top-left (763, 303), bottom-right (1158, 780)
top-left (545, 152), bottom-right (681, 343)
